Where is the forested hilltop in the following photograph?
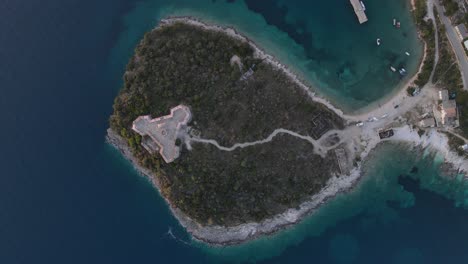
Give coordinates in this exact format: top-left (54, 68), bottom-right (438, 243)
top-left (110, 22), bottom-right (345, 226)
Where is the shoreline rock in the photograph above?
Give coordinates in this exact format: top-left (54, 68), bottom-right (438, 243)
top-left (106, 16), bottom-right (467, 247)
top-left (106, 128), bottom-right (362, 246)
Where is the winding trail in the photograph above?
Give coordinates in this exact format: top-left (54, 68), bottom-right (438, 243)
top-left (442, 129), bottom-right (468, 144)
top-left (188, 128), bottom-right (344, 157)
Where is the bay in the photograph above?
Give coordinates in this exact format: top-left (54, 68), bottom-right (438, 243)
top-left (0, 0), bottom-right (466, 263)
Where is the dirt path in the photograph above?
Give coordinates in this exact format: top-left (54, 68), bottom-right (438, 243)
top-left (443, 129), bottom-right (468, 144)
top-left (187, 128), bottom-right (346, 158)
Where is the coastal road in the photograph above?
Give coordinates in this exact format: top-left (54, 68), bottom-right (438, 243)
top-left (428, 0), bottom-right (440, 83)
top-left (434, 0), bottom-right (468, 90)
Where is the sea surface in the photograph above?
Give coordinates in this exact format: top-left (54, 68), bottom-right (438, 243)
top-left (0, 0), bottom-right (467, 263)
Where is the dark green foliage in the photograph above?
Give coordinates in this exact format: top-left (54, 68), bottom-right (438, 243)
top-left (413, 0), bottom-right (436, 88)
top-left (457, 90), bottom-right (468, 137)
top-left (417, 129), bottom-right (425, 137)
top-left (407, 86), bottom-right (416, 96)
top-left (444, 132), bottom-right (468, 157)
top-left (433, 9), bottom-right (463, 91)
top-left (110, 23), bottom-right (344, 226)
top-left (441, 0), bottom-right (459, 17)
top-left (432, 9), bottom-right (468, 138)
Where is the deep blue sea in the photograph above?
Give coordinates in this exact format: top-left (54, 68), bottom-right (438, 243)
top-left (0, 0), bottom-right (467, 263)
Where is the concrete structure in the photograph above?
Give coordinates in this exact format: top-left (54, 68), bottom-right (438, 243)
top-left (439, 89), bottom-right (449, 101)
top-left (349, 0), bottom-right (368, 24)
top-left (334, 148), bottom-right (349, 175)
top-left (442, 100), bottom-right (457, 116)
top-left (455, 24), bottom-right (468, 41)
top-left (419, 117), bottom-right (436, 128)
top-left (434, 89), bottom-right (459, 127)
top-left (441, 99), bottom-right (459, 127)
top-left (464, 40), bottom-right (468, 51)
top-left (132, 105), bottom-right (191, 163)
top-left (240, 64), bottom-right (255, 81)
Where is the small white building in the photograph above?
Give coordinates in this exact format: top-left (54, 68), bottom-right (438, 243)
top-left (464, 40), bottom-right (468, 52)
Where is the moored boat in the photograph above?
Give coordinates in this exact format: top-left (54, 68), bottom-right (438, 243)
top-left (360, 1), bottom-right (366, 10)
top-left (399, 68), bottom-right (406, 75)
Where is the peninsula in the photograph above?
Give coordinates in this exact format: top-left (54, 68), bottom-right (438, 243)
top-left (108, 11), bottom-right (468, 246)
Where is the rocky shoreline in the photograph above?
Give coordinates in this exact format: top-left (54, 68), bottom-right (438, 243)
top-left (107, 16), bottom-right (467, 247)
top-left (106, 128), bottom-right (362, 246)
top-left (160, 17), bottom-right (348, 121)
top-left (107, 124), bottom-right (467, 246)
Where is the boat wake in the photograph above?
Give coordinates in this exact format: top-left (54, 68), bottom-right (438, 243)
top-left (164, 227), bottom-right (192, 246)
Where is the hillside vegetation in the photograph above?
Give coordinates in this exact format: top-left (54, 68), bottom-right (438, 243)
top-left (109, 23), bottom-right (344, 226)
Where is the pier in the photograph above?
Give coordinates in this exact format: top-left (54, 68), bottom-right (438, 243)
top-left (350, 0), bottom-right (368, 24)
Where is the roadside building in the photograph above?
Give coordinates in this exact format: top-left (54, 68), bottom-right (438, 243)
top-left (419, 117), bottom-right (436, 128)
top-left (455, 24), bottom-right (468, 41)
top-left (441, 99), bottom-right (459, 127)
top-left (435, 89), bottom-right (460, 127)
top-left (438, 89), bottom-right (449, 101)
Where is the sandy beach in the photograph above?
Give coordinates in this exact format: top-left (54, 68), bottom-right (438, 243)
top-left (160, 16), bottom-right (430, 125)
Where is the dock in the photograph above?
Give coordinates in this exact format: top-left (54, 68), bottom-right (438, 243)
top-left (349, 0), bottom-right (368, 24)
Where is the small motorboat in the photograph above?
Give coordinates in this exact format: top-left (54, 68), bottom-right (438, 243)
top-left (360, 1), bottom-right (366, 10)
top-left (396, 21), bottom-right (401, 28)
top-left (377, 38), bottom-right (381, 46)
top-left (393, 18), bottom-right (396, 26)
top-left (390, 66), bottom-right (396, 72)
top-left (405, 51), bottom-right (410, 56)
top-left (399, 68), bottom-right (407, 75)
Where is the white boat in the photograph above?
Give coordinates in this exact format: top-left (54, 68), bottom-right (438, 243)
top-left (390, 66), bottom-right (396, 72)
top-left (396, 21), bottom-right (401, 28)
top-left (405, 51), bottom-right (410, 56)
top-left (377, 38), bottom-right (381, 46)
top-left (393, 18), bottom-right (396, 26)
top-left (399, 68), bottom-right (407, 75)
top-left (360, 1), bottom-right (366, 10)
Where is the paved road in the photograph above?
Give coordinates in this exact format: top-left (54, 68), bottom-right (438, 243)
top-left (434, 0), bottom-right (468, 90)
top-left (428, 0), bottom-right (440, 83)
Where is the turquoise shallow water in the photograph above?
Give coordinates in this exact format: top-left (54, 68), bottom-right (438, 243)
top-left (105, 141), bottom-right (468, 263)
top-left (2, 0), bottom-right (468, 263)
top-left (103, 1), bottom-right (468, 263)
top-left (110, 0), bottom-right (423, 112)
top-left (190, 144), bottom-right (468, 263)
